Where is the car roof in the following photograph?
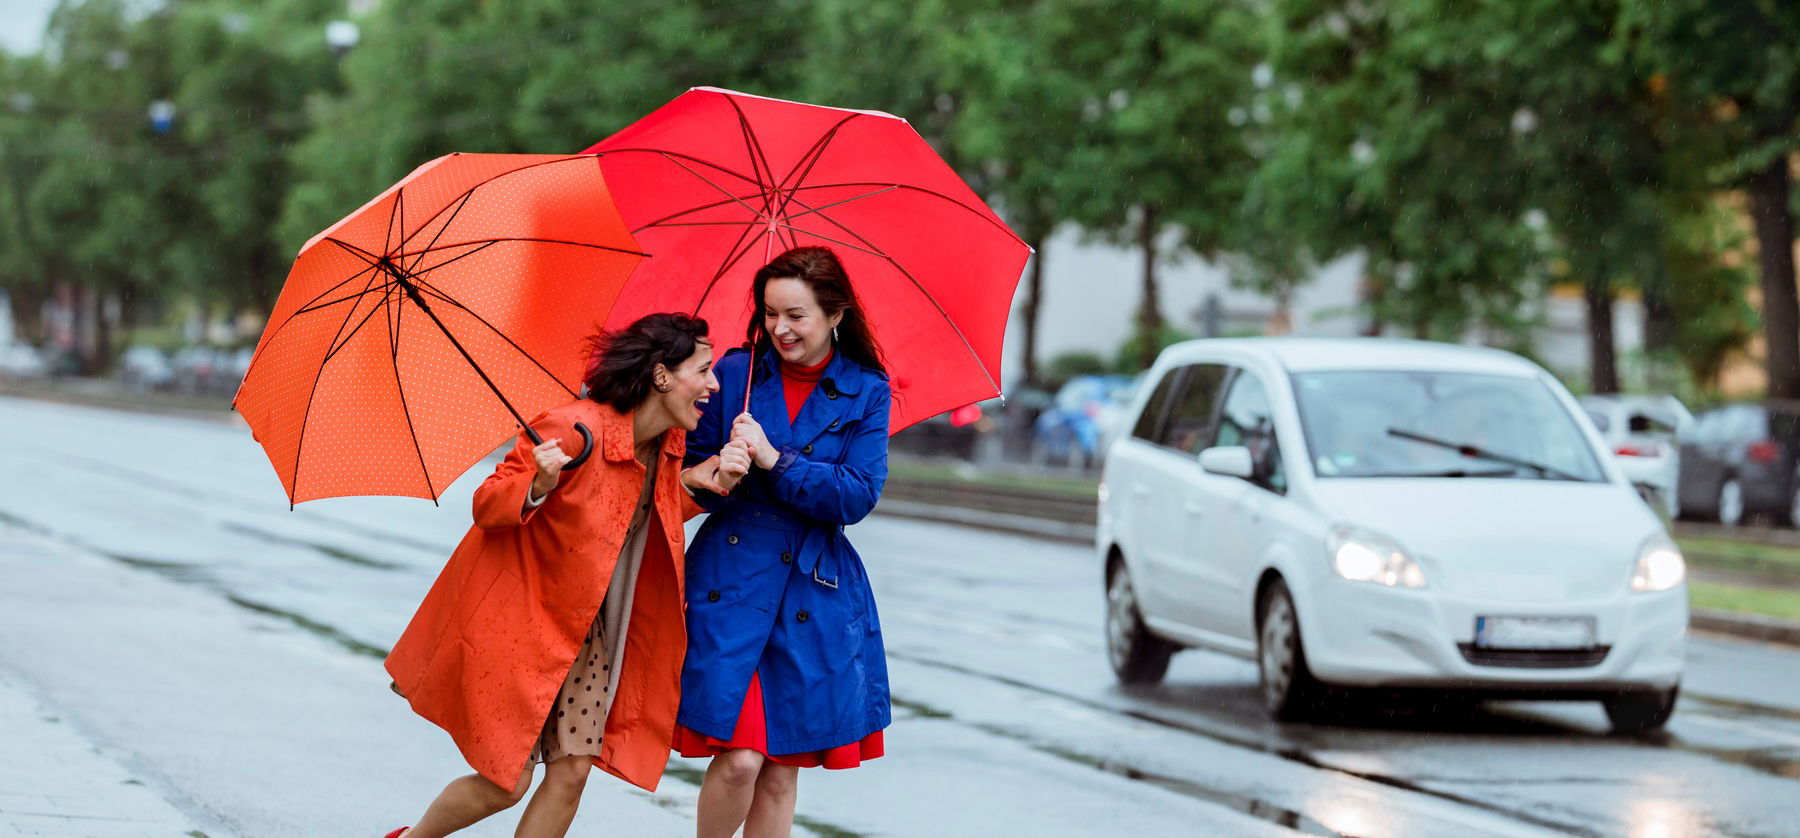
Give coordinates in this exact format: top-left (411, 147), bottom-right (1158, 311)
top-left (1155, 337), bottom-right (1543, 377)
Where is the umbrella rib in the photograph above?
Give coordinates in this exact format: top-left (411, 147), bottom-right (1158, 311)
top-left (323, 286), bottom-right (396, 365)
top-left (632, 194), bottom-right (762, 233)
top-left (786, 199), bottom-right (1000, 398)
top-left (769, 113), bottom-right (860, 221)
top-left (398, 237), bottom-right (649, 260)
top-left (784, 181), bottom-right (1030, 244)
top-left (404, 190), bottom-right (475, 276)
top-left (286, 265), bottom-right (390, 504)
top-left (654, 153), bottom-right (772, 223)
top-left (687, 215), bottom-right (766, 317)
top-left (383, 187), bottom-right (403, 258)
top-left (400, 241), bottom-right (501, 281)
top-left (778, 185), bottom-right (899, 223)
top-left (722, 95), bottom-right (777, 195)
top-left (404, 274), bottom-right (580, 399)
top-left (375, 154), bottom-right (610, 259)
top-left (385, 292), bottom-right (438, 502)
top-left (591, 148), bottom-right (761, 188)
top-left (293, 279), bottom-right (388, 317)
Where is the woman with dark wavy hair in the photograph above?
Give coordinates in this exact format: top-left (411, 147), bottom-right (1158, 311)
top-left (383, 313), bottom-right (754, 838)
top-left (675, 247), bottom-right (893, 838)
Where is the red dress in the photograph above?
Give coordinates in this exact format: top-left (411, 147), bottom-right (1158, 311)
top-left (672, 351), bottom-right (885, 769)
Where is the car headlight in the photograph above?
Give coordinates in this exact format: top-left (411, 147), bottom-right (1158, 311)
top-left (1631, 536), bottom-right (1685, 593)
top-left (1328, 527), bottom-right (1426, 588)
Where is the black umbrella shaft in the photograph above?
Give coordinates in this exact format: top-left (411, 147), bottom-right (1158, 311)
top-left (390, 271), bottom-right (544, 446)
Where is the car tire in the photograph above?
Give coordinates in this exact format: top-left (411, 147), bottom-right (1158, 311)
top-left (1604, 685), bottom-right (1678, 734)
top-left (1105, 561), bottom-right (1175, 685)
top-left (1717, 478), bottom-right (1745, 527)
top-left (1257, 580), bottom-right (1326, 722)
top-left (1788, 470), bottom-right (1800, 529)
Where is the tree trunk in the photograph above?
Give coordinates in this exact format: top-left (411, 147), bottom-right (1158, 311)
top-left (1585, 278), bottom-right (1620, 394)
top-left (1137, 204), bottom-right (1162, 371)
top-left (5, 283), bottom-right (48, 345)
top-left (1359, 272), bottom-right (1386, 337)
top-left (1747, 157), bottom-right (1799, 399)
top-left (1019, 232), bottom-right (1047, 388)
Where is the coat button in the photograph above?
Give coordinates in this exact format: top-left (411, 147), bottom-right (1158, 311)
top-left (796, 610), bottom-right (809, 623)
top-left (781, 551), bottom-right (793, 564)
top-left (827, 391), bottom-right (838, 400)
top-left (830, 419), bottom-right (839, 429)
top-left (708, 590), bottom-right (721, 603)
top-left (727, 535), bottom-right (739, 545)
top-left (802, 444), bottom-right (813, 454)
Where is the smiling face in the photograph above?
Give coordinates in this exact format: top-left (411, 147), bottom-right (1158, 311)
top-left (652, 340), bottom-right (718, 431)
top-left (762, 277), bottom-right (844, 367)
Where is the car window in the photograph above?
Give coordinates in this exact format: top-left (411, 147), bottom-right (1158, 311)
top-left (1160, 364), bottom-right (1230, 454)
top-left (1212, 371), bottom-right (1285, 493)
top-left (1130, 368), bottom-right (1182, 444)
top-left (1291, 370), bottom-right (1605, 481)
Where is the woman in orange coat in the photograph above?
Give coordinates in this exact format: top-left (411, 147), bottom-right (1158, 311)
top-left (382, 313), bottom-right (755, 838)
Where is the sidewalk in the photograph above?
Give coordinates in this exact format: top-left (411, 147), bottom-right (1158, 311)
top-left (0, 670), bottom-right (204, 837)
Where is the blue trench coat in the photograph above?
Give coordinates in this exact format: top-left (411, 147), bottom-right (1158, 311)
top-left (679, 346), bottom-right (893, 754)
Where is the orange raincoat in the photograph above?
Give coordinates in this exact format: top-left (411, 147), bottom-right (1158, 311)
top-left (386, 399), bottom-right (703, 791)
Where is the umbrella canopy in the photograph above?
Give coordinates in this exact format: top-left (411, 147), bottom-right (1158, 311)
top-left (584, 87), bottom-right (1031, 432)
top-left (235, 153), bottom-right (645, 504)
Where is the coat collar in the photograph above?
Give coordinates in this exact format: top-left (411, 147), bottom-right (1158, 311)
top-left (746, 346), bottom-right (873, 449)
top-left (593, 401), bottom-right (687, 463)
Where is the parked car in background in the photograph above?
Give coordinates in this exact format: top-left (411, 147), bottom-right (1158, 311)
top-left (1579, 394), bottom-right (1692, 519)
top-left (118, 345), bottom-right (175, 390)
top-left (1676, 401), bottom-right (1800, 528)
top-left (1098, 338), bottom-right (1685, 732)
top-left (1033, 374), bottom-right (1139, 468)
top-left (0, 343), bottom-right (47, 378)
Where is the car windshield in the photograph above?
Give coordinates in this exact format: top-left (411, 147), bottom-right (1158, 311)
top-left (1291, 370), bottom-right (1605, 481)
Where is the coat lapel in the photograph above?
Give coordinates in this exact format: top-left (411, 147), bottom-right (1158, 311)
top-left (786, 351), bottom-right (864, 450)
top-left (748, 349), bottom-right (794, 451)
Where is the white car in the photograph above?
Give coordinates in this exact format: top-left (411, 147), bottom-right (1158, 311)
top-left (1097, 338), bottom-right (1686, 732)
top-left (1579, 394), bottom-right (1692, 520)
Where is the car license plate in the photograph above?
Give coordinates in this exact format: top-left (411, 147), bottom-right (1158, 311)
top-left (1474, 616), bottom-right (1595, 649)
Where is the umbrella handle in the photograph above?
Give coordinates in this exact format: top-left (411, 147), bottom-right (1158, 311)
top-left (561, 422), bottom-right (596, 471)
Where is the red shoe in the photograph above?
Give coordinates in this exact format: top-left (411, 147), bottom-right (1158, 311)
top-left (383, 830), bottom-right (410, 838)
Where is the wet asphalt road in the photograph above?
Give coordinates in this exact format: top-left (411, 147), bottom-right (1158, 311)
top-left (1, 395), bottom-right (1797, 837)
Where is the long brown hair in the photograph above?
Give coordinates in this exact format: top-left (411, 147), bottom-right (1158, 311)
top-left (745, 246), bottom-right (886, 374)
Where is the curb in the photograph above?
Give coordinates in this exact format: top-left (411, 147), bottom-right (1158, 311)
top-left (874, 495), bottom-right (1800, 649)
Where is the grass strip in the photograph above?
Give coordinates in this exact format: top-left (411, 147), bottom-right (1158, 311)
top-left (1689, 581), bottom-right (1800, 622)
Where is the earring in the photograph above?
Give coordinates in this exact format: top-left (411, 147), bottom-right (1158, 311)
top-left (832, 326), bottom-right (840, 343)
top-left (653, 377), bottom-right (672, 393)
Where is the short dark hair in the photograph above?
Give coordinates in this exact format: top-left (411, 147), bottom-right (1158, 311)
top-left (584, 313), bottom-right (710, 413)
top-left (746, 246), bottom-right (886, 374)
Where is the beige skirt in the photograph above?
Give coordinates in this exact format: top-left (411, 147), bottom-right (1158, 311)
top-left (530, 457), bottom-right (658, 765)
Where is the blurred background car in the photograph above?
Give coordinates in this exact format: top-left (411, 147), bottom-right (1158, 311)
top-left (118, 345), bottom-right (175, 390)
top-left (1099, 338), bottom-right (1685, 732)
top-left (1580, 394), bottom-right (1692, 519)
top-left (0, 343), bottom-right (48, 379)
top-left (1676, 401), bottom-right (1800, 528)
top-left (1032, 373), bottom-right (1139, 469)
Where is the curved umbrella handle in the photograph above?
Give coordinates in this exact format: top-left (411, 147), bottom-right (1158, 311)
top-left (561, 422), bottom-right (596, 471)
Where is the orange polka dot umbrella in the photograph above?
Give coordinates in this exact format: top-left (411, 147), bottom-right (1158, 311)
top-left (234, 153), bottom-right (646, 505)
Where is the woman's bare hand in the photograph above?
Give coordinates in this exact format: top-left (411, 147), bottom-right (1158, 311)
top-left (530, 438), bottom-right (571, 500)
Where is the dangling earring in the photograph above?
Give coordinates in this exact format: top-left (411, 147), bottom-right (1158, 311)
top-left (832, 326), bottom-right (840, 343)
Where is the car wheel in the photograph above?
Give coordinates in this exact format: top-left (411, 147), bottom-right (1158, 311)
top-left (1789, 471), bottom-right (1800, 529)
top-left (1604, 686), bottom-right (1678, 734)
top-left (1105, 561), bottom-right (1175, 685)
top-left (1717, 478), bottom-right (1745, 527)
top-left (1257, 580), bottom-right (1325, 722)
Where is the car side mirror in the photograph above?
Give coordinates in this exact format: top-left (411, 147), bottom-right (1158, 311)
top-left (1199, 446), bottom-right (1255, 479)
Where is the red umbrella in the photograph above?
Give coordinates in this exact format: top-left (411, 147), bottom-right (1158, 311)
top-left (583, 87), bottom-right (1031, 432)
top-left (234, 153), bottom-right (645, 504)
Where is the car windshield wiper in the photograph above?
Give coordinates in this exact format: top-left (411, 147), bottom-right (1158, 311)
top-left (1350, 467), bottom-right (1521, 478)
top-left (1385, 428), bottom-right (1585, 481)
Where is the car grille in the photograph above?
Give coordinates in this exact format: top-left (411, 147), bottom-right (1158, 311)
top-left (1456, 644), bottom-right (1611, 669)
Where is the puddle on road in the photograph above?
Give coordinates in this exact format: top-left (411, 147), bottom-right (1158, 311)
top-left (220, 521), bottom-right (407, 571)
top-left (224, 597), bottom-right (390, 659)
